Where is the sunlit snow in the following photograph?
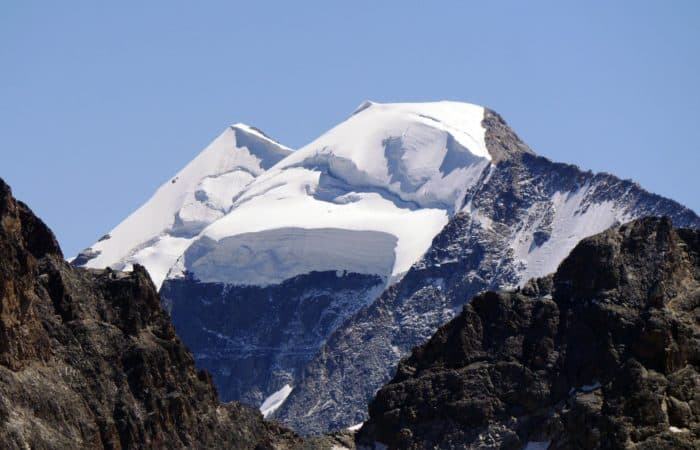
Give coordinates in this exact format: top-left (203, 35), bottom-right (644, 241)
top-left (79, 124), bottom-right (292, 287)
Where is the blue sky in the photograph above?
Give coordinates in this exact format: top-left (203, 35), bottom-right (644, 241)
top-left (2, 1), bottom-right (699, 256)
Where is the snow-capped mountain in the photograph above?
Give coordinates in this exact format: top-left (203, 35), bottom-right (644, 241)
top-left (273, 109), bottom-right (700, 434)
top-left (74, 101), bottom-right (700, 434)
top-left (74, 123), bottom-right (292, 287)
top-left (167, 101), bottom-right (495, 288)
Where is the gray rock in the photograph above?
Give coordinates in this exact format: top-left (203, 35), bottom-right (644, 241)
top-left (357, 217), bottom-right (700, 449)
top-left (277, 112), bottom-right (700, 435)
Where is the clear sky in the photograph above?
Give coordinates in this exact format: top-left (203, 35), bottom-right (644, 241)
top-left (2, 1), bottom-right (699, 257)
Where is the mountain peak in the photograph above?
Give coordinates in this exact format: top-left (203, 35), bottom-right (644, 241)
top-left (346, 100), bottom-right (536, 163)
top-left (229, 122), bottom-right (292, 152)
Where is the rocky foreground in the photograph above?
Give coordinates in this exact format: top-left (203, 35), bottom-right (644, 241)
top-left (0, 179), bottom-right (354, 449)
top-left (2, 172), bottom-right (699, 449)
top-left (357, 217), bottom-right (700, 449)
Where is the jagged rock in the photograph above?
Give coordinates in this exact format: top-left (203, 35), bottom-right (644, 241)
top-left (277, 114), bottom-right (700, 435)
top-left (161, 271), bottom-right (384, 406)
top-left (0, 178), bottom-right (310, 449)
top-left (69, 102), bottom-right (700, 435)
top-left (356, 217), bottom-right (700, 449)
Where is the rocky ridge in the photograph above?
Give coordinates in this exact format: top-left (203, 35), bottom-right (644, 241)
top-left (275, 110), bottom-right (700, 434)
top-left (356, 217), bottom-right (700, 449)
top-left (69, 101), bottom-right (700, 435)
top-left (0, 178), bottom-right (311, 449)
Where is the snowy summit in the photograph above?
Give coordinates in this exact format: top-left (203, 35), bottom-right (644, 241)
top-left (76, 101), bottom-right (495, 288)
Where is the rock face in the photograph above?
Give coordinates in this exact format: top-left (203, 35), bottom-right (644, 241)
top-left (73, 101), bottom-right (700, 434)
top-left (275, 110), bottom-right (700, 434)
top-left (356, 217), bottom-right (700, 449)
top-left (0, 178), bottom-right (303, 449)
top-left (161, 270), bottom-right (384, 406)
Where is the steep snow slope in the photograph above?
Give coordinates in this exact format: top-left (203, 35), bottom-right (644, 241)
top-left (74, 124), bottom-right (292, 287)
top-left (169, 101), bottom-right (493, 286)
top-left (75, 100), bottom-right (700, 436)
top-left (78, 100), bottom-right (500, 411)
top-left (159, 101), bottom-right (499, 406)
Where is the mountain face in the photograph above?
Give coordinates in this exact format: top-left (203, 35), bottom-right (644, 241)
top-left (0, 178), bottom-right (305, 449)
top-left (73, 124), bottom-right (293, 288)
top-left (273, 109), bottom-right (700, 434)
top-left (74, 101), bottom-right (700, 434)
top-left (356, 217), bottom-right (700, 449)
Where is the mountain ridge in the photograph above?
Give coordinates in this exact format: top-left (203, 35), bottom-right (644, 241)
top-left (274, 109), bottom-right (700, 434)
top-left (356, 216), bottom-right (700, 449)
top-left (72, 101), bottom-right (700, 434)
top-left (0, 177), bottom-right (306, 449)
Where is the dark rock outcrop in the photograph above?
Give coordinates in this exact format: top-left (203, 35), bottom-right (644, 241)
top-left (161, 271), bottom-right (384, 406)
top-left (357, 217), bottom-right (700, 449)
top-left (0, 178), bottom-right (306, 449)
top-left (278, 109), bottom-right (700, 434)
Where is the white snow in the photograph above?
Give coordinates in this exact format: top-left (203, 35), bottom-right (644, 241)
top-left (183, 228), bottom-right (398, 286)
top-left (669, 426), bottom-right (688, 433)
top-left (197, 184), bottom-right (449, 282)
top-left (275, 100), bottom-right (490, 212)
top-left (259, 384), bottom-right (293, 418)
top-left (511, 185), bottom-right (632, 286)
top-left (79, 101), bottom-right (496, 290)
top-left (78, 124), bottom-right (292, 288)
top-left (179, 101), bottom-right (490, 285)
top-left (347, 422), bottom-right (364, 431)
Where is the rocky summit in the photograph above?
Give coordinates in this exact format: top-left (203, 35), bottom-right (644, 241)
top-left (356, 217), bottom-right (700, 449)
top-left (0, 177), bottom-right (347, 449)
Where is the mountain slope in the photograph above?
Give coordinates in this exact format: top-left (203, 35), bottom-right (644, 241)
top-left (0, 178), bottom-right (303, 449)
top-left (74, 124), bottom-right (292, 288)
top-left (275, 109), bottom-right (700, 434)
top-left (73, 101), bottom-right (700, 434)
top-left (168, 101), bottom-right (498, 286)
top-left (127, 101), bottom-right (510, 408)
top-left (357, 217), bottom-right (700, 449)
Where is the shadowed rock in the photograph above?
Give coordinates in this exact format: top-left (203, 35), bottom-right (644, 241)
top-left (358, 217), bottom-right (700, 449)
top-left (0, 178), bottom-right (311, 449)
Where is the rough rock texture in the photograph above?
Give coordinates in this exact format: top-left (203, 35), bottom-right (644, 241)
top-left (161, 271), bottom-right (384, 406)
top-left (357, 217), bottom-right (700, 449)
top-left (0, 178), bottom-right (307, 449)
top-left (277, 112), bottom-right (700, 434)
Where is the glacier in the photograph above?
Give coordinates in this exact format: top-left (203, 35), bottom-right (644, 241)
top-left (73, 100), bottom-right (700, 433)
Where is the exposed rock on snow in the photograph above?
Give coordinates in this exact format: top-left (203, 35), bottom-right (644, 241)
top-left (276, 109), bottom-right (700, 434)
top-left (357, 218), bottom-right (700, 449)
top-left (73, 102), bottom-right (700, 435)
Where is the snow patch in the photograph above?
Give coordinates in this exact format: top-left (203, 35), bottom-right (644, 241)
top-left (201, 179), bottom-right (449, 281)
top-left (260, 384), bottom-right (293, 418)
top-left (512, 185), bottom-right (631, 286)
top-left (347, 422), bottom-right (364, 431)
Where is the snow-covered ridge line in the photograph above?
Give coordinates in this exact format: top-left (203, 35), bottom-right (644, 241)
top-left (74, 123), bottom-right (293, 288)
top-left (76, 100), bottom-right (494, 289)
top-left (185, 100), bottom-right (492, 285)
top-left (231, 122), bottom-right (292, 151)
